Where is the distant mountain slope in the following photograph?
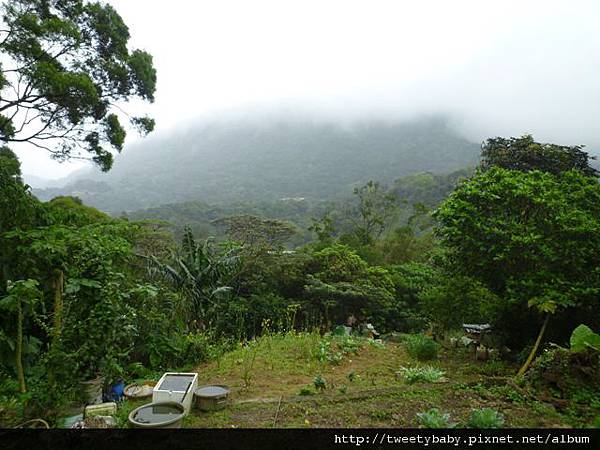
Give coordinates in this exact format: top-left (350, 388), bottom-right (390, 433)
top-left (34, 115), bottom-right (480, 212)
top-left (125, 168), bottom-right (472, 245)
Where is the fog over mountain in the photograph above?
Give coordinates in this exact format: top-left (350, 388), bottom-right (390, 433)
top-left (34, 114), bottom-right (479, 212)
top-left (16, 0), bottom-right (600, 181)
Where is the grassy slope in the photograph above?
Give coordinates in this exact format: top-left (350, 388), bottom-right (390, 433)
top-left (118, 332), bottom-right (589, 428)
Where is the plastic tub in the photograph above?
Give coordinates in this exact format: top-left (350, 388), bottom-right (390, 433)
top-left (124, 380), bottom-right (156, 399)
top-left (128, 401), bottom-right (185, 428)
top-left (194, 385), bottom-right (230, 411)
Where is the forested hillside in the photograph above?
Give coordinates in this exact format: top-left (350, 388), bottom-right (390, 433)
top-left (126, 169), bottom-right (471, 244)
top-left (34, 116), bottom-right (479, 212)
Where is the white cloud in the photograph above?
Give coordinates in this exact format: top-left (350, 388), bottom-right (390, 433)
top-left (14, 0), bottom-right (600, 179)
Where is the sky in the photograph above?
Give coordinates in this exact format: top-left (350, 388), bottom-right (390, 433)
top-left (13, 0), bottom-right (600, 180)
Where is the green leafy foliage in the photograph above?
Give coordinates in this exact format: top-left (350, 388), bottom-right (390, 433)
top-left (212, 215), bottom-right (298, 249)
top-left (467, 408), bottom-right (505, 428)
top-left (570, 325), bottom-right (600, 353)
top-left (434, 166), bottom-right (600, 347)
top-left (313, 374), bottom-right (327, 391)
top-left (304, 244), bottom-right (397, 331)
top-left (298, 386), bottom-right (315, 396)
top-left (419, 275), bottom-right (499, 334)
top-left (0, 0), bottom-right (156, 170)
top-left (398, 366), bottom-right (445, 384)
top-left (315, 335), bottom-right (363, 365)
top-left (416, 408), bottom-right (456, 428)
top-left (349, 180), bottom-right (400, 245)
top-left (480, 135), bottom-right (598, 177)
top-left (526, 345), bottom-right (600, 411)
top-left (404, 334), bottom-right (440, 361)
top-left (4, 131), bottom-right (600, 426)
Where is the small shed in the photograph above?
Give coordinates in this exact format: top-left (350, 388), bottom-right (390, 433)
top-left (462, 323), bottom-right (492, 345)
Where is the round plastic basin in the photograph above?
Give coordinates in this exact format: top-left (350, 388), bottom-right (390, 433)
top-left (194, 385), bottom-right (230, 411)
top-left (128, 401), bottom-right (185, 428)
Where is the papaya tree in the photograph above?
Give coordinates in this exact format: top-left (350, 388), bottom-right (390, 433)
top-left (0, 279), bottom-right (42, 392)
top-left (4, 222), bottom-right (135, 381)
top-left (0, 146), bottom-right (42, 291)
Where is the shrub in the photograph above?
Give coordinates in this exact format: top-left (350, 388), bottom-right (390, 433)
top-left (405, 334), bottom-right (440, 361)
top-left (416, 408), bottom-right (456, 428)
top-left (298, 387), bottom-right (315, 396)
top-left (525, 346), bottom-right (600, 400)
top-left (467, 408), bottom-right (505, 428)
top-left (419, 275), bottom-right (500, 335)
top-left (398, 366), bottom-right (445, 384)
top-left (313, 375), bottom-right (327, 391)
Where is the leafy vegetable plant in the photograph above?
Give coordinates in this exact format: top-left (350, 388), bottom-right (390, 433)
top-left (398, 366), bottom-right (445, 384)
top-left (416, 408), bottom-right (456, 428)
top-left (467, 408), bottom-right (505, 428)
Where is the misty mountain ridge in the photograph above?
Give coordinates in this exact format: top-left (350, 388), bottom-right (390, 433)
top-left (34, 114), bottom-right (480, 213)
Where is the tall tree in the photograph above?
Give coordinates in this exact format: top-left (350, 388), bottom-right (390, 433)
top-left (350, 180), bottom-right (399, 245)
top-left (0, 0), bottom-right (156, 171)
top-left (434, 167), bottom-right (600, 374)
top-left (0, 146), bottom-right (41, 293)
top-left (212, 215), bottom-right (297, 250)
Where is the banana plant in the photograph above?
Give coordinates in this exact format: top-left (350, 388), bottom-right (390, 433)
top-left (145, 227), bottom-right (241, 329)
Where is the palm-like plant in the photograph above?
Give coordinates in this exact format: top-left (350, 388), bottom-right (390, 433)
top-left (146, 227), bottom-right (241, 329)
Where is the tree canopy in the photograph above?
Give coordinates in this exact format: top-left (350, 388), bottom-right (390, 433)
top-left (434, 167), bottom-right (600, 312)
top-left (480, 135), bottom-right (598, 177)
top-left (0, 0), bottom-right (156, 170)
top-left (212, 214), bottom-right (298, 249)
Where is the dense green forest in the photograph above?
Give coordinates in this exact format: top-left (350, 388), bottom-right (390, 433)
top-left (124, 169), bottom-right (471, 245)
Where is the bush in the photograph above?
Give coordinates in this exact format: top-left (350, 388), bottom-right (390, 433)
top-left (405, 334), bottom-right (440, 361)
top-left (419, 275), bottom-right (499, 335)
top-left (416, 408), bottom-right (456, 428)
top-left (398, 366), bottom-right (445, 384)
top-left (525, 346), bottom-right (600, 399)
top-left (146, 331), bottom-right (229, 370)
top-left (467, 408), bottom-right (505, 428)
top-left (298, 386), bottom-right (315, 396)
top-left (313, 375), bottom-right (327, 391)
